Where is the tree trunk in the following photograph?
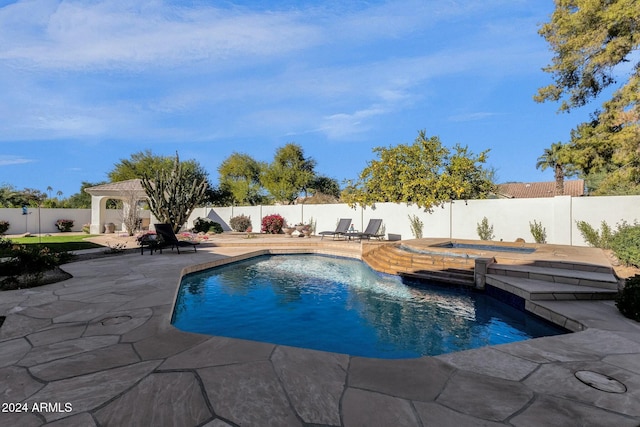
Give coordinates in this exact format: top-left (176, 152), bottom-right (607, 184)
top-left (555, 164), bottom-right (565, 195)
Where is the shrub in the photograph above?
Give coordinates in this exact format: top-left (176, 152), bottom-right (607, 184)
top-left (55, 219), bottom-right (74, 232)
top-left (193, 217), bottom-right (223, 234)
top-left (230, 214), bottom-right (252, 232)
top-left (408, 214), bottom-right (424, 239)
top-left (616, 275), bottom-right (640, 322)
top-left (529, 220), bottom-right (547, 244)
top-left (1, 243), bottom-right (73, 281)
top-left (261, 214), bottom-right (285, 234)
top-left (0, 237), bottom-right (13, 250)
top-left (82, 223), bottom-right (91, 234)
top-left (0, 221), bottom-right (9, 235)
top-left (476, 217), bottom-right (494, 241)
top-left (576, 220), bottom-right (613, 249)
top-left (610, 222), bottom-right (640, 268)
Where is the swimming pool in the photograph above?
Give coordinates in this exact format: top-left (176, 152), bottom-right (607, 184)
top-left (172, 255), bottom-right (565, 358)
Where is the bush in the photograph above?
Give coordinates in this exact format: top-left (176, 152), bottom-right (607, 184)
top-left (610, 222), bottom-right (640, 268)
top-left (576, 220), bottom-right (613, 249)
top-left (529, 220), bottom-right (547, 244)
top-left (1, 242), bottom-right (73, 278)
top-left (55, 219), bottom-right (74, 232)
top-left (616, 275), bottom-right (640, 322)
top-left (0, 221), bottom-right (9, 235)
top-left (82, 223), bottom-right (91, 234)
top-left (408, 215), bottom-right (424, 239)
top-left (476, 217), bottom-right (494, 241)
top-left (261, 214), bottom-right (285, 234)
top-left (192, 217), bottom-right (223, 234)
top-left (230, 214), bottom-right (252, 232)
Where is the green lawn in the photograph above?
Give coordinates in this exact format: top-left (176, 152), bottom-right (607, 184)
top-left (3, 234), bottom-right (104, 252)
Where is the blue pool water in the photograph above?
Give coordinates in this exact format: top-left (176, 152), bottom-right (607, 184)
top-left (172, 255), bottom-right (564, 358)
top-left (434, 242), bottom-right (536, 254)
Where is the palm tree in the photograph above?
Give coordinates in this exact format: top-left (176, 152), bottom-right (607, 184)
top-left (536, 142), bottom-right (566, 195)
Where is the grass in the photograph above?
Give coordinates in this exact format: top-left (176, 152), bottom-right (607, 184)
top-left (1, 234), bottom-right (103, 253)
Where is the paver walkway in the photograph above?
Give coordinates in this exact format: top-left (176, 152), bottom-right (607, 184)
top-left (1, 242), bottom-right (640, 426)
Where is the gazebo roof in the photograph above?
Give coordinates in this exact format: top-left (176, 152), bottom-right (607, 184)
top-left (85, 179), bottom-right (147, 197)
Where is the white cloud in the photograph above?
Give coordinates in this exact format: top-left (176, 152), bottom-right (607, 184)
top-left (0, 0), bottom-right (323, 70)
top-left (319, 105), bottom-right (388, 139)
top-left (0, 155), bottom-right (35, 166)
top-left (0, 0), bottom-right (552, 144)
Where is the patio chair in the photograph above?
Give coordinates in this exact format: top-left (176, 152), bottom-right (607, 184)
top-left (345, 219), bottom-right (384, 241)
top-left (153, 223), bottom-right (199, 254)
top-left (318, 218), bottom-right (352, 240)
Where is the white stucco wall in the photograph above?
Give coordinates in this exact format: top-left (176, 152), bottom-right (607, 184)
top-left (187, 195), bottom-right (640, 246)
top-left (0, 208), bottom-right (91, 234)
top-left (4, 195), bottom-right (636, 245)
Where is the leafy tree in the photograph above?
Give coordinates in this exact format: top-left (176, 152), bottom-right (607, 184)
top-left (110, 149), bottom-right (210, 187)
top-left (342, 130), bottom-right (494, 211)
top-left (204, 185), bottom-right (235, 207)
top-left (308, 175), bottom-right (341, 199)
top-left (0, 185), bottom-right (22, 207)
top-left (535, 142), bottom-right (571, 195)
top-left (536, 0), bottom-right (640, 194)
top-left (261, 143), bottom-right (316, 204)
top-left (0, 185), bottom-right (47, 207)
top-left (218, 153), bottom-right (265, 205)
top-left (562, 114), bottom-right (640, 194)
top-left (141, 153), bottom-right (208, 233)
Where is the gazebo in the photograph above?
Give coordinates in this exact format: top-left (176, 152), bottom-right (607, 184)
top-left (85, 179), bottom-right (149, 234)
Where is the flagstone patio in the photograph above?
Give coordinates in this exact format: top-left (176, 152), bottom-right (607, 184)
top-left (1, 239), bottom-right (639, 426)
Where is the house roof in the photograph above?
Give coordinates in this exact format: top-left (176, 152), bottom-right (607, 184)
top-left (496, 179), bottom-right (585, 198)
top-left (85, 179), bottom-right (146, 197)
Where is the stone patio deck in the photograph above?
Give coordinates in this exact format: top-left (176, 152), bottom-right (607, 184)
top-left (1, 237), bottom-right (640, 426)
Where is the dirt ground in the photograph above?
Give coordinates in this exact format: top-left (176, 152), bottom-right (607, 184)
top-left (605, 249), bottom-right (640, 279)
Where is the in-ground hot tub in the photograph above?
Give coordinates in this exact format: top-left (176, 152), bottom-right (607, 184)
top-left (430, 241), bottom-right (536, 254)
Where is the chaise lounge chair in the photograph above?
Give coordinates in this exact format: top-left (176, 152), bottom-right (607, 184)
top-left (318, 218), bottom-right (352, 240)
top-left (153, 223), bottom-right (199, 253)
top-left (345, 219), bottom-right (384, 241)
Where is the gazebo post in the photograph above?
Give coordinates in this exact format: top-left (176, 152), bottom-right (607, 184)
top-left (90, 196), bottom-right (107, 234)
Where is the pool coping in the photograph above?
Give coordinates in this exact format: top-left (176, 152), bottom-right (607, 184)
top-left (1, 241), bottom-right (639, 426)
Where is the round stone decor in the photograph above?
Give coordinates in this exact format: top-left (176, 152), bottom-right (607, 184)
top-left (574, 370), bottom-right (627, 393)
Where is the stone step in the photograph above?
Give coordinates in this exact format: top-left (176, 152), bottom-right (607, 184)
top-left (367, 247), bottom-right (474, 271)
top-left (531, 260), bottom-right (614, 275)
top-left (485, 274), bottom-right (618, 301)
top-left (486, 263), bottom-right (619, 290)
top-left (400, 270), bottom-right (474, 287)
top-left (366, 257), bottom-right (473, 276)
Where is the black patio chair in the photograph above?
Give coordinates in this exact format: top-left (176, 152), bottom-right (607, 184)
top-left (153, 223), bottom-right (199, 254)
top-left (318, 218), bottom-right (352, 240)
top-left (345, 219), bottom-right (384, 241)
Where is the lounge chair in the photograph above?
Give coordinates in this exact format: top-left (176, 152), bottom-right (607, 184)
top-left (153, 223), bottom-right (199, 253)
top-left (345, 219), bottom-right (384, 241)
top-left (318, 218), bottom-right (352, 240)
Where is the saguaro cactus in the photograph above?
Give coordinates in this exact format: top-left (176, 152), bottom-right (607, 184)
top-left (141, 153), bottom-right (208, 233)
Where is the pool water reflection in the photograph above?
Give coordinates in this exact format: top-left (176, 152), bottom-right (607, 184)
top-left (172, 255), bottom-right (565, 359)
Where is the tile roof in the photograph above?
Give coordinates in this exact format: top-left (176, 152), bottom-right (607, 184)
top-left (85, 179), bottom-right (146, 195)
top-left (497, 179), bottom-right (585, 198)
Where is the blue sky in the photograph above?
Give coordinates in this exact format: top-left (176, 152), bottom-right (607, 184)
top-left (0, 0), bottom-right (601, 197)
